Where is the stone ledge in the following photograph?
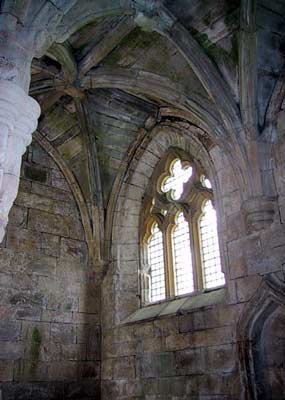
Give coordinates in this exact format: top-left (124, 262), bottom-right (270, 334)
top-left (121, 287), bottom-right (226, 324)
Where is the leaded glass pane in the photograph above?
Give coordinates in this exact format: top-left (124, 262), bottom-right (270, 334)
top-left (200, 201), bottom-right (225, 289)
top-left (148, 223), bottom-right (166, 302)
top-left (172, 212), bottom-right (194, 295)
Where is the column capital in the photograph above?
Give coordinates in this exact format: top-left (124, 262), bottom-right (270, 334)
top-left (242, 196), bottom-right (276, 233)
top-left (0, 80), bottom-right (40, 241)
top-left (133, 1), bottom-right (176, 33)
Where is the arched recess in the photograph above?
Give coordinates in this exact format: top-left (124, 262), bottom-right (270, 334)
top-left (237, 274), bottom-right (285, 400)
top-left (103, 121), bottom-right (241, 325)
top-left (33, 131), bottom-right (97, 264)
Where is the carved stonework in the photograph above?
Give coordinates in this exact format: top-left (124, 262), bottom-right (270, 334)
top-left (237, 274), bottom-right (285, 400)
top-left (242, 196), bottom-right (276, 233)
top-left (0, 80), bottom-right (40, 241)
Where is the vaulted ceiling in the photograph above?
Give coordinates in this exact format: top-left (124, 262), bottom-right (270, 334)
top-left (26, 0), bottom-right (285, 215)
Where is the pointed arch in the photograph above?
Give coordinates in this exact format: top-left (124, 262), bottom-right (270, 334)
top-left (237, 274), bottom-right (285, 399)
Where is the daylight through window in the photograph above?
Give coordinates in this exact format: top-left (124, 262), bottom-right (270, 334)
top-left (142, 151), bottom-right (225, 304)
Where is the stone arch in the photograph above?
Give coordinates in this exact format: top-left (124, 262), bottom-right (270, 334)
top-left (82, 68), bottom-right (250, 198)
top-left (237, 274), bottom-right (285, 400)
top-left (104, 121), bottom-right (241, 324)
top-left (33, 131), bottom-right (97, 264)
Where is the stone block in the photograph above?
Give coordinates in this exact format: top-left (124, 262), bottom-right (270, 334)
top-left (59, 238), bottom-right (87, 264)
top-left (124, 183), bottom-right (144, 202)
top-left (112, 326), bottom-right (134, 344)
top-left (133, 322), bottom-right (154, 339)
top-left (178, 314), bottom-right (194, 333)
top-left (1, 383), bottom-right (33, 400)
top-left (77, 361), bottom-right (100, 379)
top-left (28, 209), bottom-right (69, 237)
top-left (64, 380), bottom-right (100, 399)
top-left (50, 323), bottom-right (76, 344)
top-left (15, 360), bottom-right (48, 382)
top-left (32, 143), bottom-right (54, 168)
top-left (0, 360), bottom-right (14, 381)
top-left (114, 273), bottom-right (138, 292)
top-left (60, 344), bottom-right (87, 361)
top-left (138, 352), bottom-right (175, 378)
top-left (157, 376), bottom-right (188, 397)
top-left (175, 347), bottom-right (205, 374)
top-left (225, 211), bottom-right (246, 242)
top-left (78, 285), bottom-right (100, 315)
top-left (37, 342), bottom-right (61, 363)
top-left (209, 145), bottom-right (230, 172)
top-left (48, 292), bottom-right (79, 314)
top-left (105, 340), bottom-right (137, 358)
top-left (42, 310), bottom-right (73, 324)
top-left (10, 273), bottom-right (38, 291)
top-left (204, 344), bottom-right (236, 373)
top-left (30, 382), bottom-right (64, 400)
top-left (165, 332), bottom-right (195, 351)
top-left (15, 192), bottom-right (71, 217)
top-left (153, 317), bottom-right (178, 337)
top-left (0, 321), bottom-right (21, 341)
top-left (0, 342), bottom-right (23, 360)
top-left (26, 255), bottom-right (57, 277)
top-left (8, 205), bottom-right (27, 227)
top-left (86, 326), bottom-right (101, 361)
top-left (67, 217), bottom-right (85, 241)
top-left (8, 290), bottom-right (48, 309)
top-left (137, 337), bottom-right (165, 354)
top-left (14, 306), bottom-right (42, 321)
top-left (31, 182), bottom-right (73, 203)
top-left (112, 356), bottom-right (136, 379)
top-left (19, 178), bottom-right (32, 193)
top-left (72, 312), bottom-right (99, 325)
top-left (6, 226), bottom-right (41, 254)
top-left (23, 164), bottom-right (48, 184)
top-left (242, 238), bottom-right (265, 272)
top-left (227, 239), bottom-right (247, 279)
top-left (47, 361), bottom-right (78, 381)
top-left (55, 260), bottom-right (86, 284)
top-left (217, 169), bottom-right (238, 195)
top-left (50, 169), bottom-right (70, 192)
top-left (21, 321), bottom-right (50, 342)
top-left (222, 190), bottom-right (242, 216)
top-left (236, 275), bottom-right (262, 303)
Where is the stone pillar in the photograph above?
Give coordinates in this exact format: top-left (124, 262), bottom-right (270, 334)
top-left (0, 81), bottom-right (40, 241)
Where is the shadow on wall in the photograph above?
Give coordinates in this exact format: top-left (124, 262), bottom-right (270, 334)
top-left (238, 275), bottom-right (285, 400)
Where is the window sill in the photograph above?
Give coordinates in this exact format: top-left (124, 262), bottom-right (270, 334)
top-left (121, 286), bottom-right (226, 325)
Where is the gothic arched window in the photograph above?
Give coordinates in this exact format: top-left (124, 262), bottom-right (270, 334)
top-left (141, 149), bottom-right (225, 304)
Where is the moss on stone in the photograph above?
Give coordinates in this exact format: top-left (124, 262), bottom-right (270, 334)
top-left (105, 27), bottom-right (160, 66)
top-left (191, 28), bottom-right (239, 66)
top-left (30, 327), bottom-right (42, 373)
top-left (98, 152), bottom-right (110, 173)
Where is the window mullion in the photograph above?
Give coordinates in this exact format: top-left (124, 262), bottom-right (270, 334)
top-left (188, 216), bottom-right (203, 291)
top-left (163, 225), bottom-right (175, 298)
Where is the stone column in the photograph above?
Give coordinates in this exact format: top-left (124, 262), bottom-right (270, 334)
top-left (0, 81), bottom-right (40, 241)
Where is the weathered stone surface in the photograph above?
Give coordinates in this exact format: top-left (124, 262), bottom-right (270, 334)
top-left (138, 352), bottom-right (175, 378)
top-left (1, 1), bottom-right (285, 398)
top-left (28, 209), bottom-right (70, 237)
top-left (50, 323), bottom-right (76, 344)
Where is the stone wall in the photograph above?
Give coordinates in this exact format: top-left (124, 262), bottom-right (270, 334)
top-left (0, 142), bottom-right (100, 400)
top-left (101, 121), bottom-right (285, 400)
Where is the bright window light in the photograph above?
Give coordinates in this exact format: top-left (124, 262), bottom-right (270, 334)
top-left (172, 212), bottom-right (194, 295)
top-left (148, 223), bottom-right (166, 302)
top-left (162, 159), bottom-right (192, 200)
top-left (200, 201), bottom-right (225, 289)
